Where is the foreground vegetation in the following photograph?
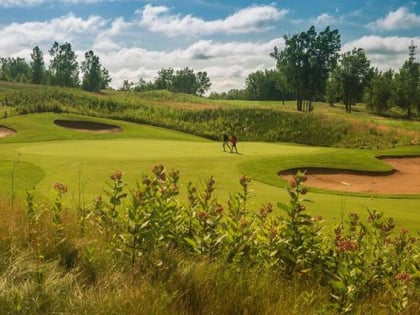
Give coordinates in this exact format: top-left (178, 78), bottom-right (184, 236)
top-left (0, 167), bottom-right (419, 314)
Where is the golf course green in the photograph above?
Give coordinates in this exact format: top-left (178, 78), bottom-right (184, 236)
top-left (1, 112), bottom-right (419, 230)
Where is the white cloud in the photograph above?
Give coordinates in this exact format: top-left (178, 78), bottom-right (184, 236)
top-left (93, 17), bottom-right (131, 52)
top-left (313, 13), bottom-right (337, 28)
top-left (137, 4), bottom-right (287, 37)
top-left (99, 37), bottom-right (284, 91)
top-left (367, 7), bottom-right (420, 31)
top-left (0, 14), bottom-right (107, 56)
top-left (0, 0), bottom-right (44, 6)
top-left (0, 0), bottom-right (102, 6)
top-left (342, 35), bottom-right (420, 70)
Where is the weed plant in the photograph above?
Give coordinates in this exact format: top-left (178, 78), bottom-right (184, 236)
top-left (0, 165), bottom-right (419, 314)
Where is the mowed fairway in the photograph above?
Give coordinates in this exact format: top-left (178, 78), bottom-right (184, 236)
top-left (1, 113), bottom-right (419, 230)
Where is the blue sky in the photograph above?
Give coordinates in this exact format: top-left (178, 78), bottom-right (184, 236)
top-left (0, 0), bottom-right (419, 92)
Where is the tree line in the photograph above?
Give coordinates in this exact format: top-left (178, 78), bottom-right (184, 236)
top-left (0, 43), bottom-right (111, 92)
top-left (210, 26), bottom-right (419, 118)
top-left (0, 43), bottom-right (212, 96)
top-left (1, 28), bottom-right (419, 116)
top-left (120, 67), bottom-right (212, 96)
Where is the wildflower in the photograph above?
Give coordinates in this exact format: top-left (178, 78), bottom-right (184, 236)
top-left (53, 182), bottom-right (68, 194)
top-left (269, 228), bottom-right (278, 239)
top-left (395, 271), bottom-right (410, 284)
top-left (95, 195), bottom-right (102, 202)
top-left (337, 239), bottom-right (358, 252)
top-left (401, 227), bottom-right (409, 235)
top-left (110, 170), bottom-right (123, 181)
top-left (215, 204), bottom-right (223, 215)
top-left (197, 211), bottom-right (208, 221)
top-left (239, 175), bottom-right (251, 187)
top-left (266, 202), bottom-right (273, 213)
top-left (300, 187), bottom-right (308, 195)
top-left (290, 180), bottom-right (297, 188)
top-left (152, 164), bottom-right (164, 176)
top-left (142, 177), bottom-right (151, 186)
top-left (135, 190), bottom-right (143, 203)
top-left (159, 186), bottom-right (167, 194)
top-left (259, 207), bottom-right (267, 218)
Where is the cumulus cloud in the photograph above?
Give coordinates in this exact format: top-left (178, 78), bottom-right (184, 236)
top-left (342, 35), bottom-right (420, 70)
top-left (313, 13), bottom-right (337, 28)
top-left (367, 7), bottom-right (420, 31)
top-left (0, 0), bottom-right (104, 6)
top-left (99, 37), bottom-right (284, 91)
top-left (0, 14), bottom-right (106, 55)
top-left (137, 4), bottom-right (288, 37)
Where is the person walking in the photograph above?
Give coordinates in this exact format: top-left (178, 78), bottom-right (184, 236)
top-left (222, 132), bottom-right (231, 152)
top-left (230, 134), bottom-right (238, 153)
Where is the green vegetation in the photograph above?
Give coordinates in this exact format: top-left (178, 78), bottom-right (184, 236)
top-left (0, 168), bottom-right (419, 314)
top-left (1, 82), bottom-right (418, 149)
top-left (0, 81), bottom-right (419, 314)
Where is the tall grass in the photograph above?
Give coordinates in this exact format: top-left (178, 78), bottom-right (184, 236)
top-left (2, 83), bottom-right (418, 149)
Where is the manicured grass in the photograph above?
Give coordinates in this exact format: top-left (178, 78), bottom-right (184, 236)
top-left (1, 113), bottom-right (419, 231)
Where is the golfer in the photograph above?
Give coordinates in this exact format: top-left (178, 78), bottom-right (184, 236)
top-left (230, 134), bottom-right (238, 153)
top-left (222, 132), bottom-right (231, 151)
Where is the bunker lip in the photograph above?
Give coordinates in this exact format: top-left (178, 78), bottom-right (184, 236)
top-left (54, 119), bottom-right (122, 133)
top-left (0, 126), bottom-right (17, 138)
top-left (278, 156), bottom-right (420, 195)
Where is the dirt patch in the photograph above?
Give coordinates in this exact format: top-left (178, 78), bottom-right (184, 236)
top-left (54, 120), bottom-right (122, 134)
top-left (0, 126), bottom-right (16, 138)
top-left (279, 156), bottom-right (420, 194)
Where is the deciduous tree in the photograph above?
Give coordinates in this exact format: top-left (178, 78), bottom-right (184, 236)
top-left (196, 71), bottom-right (211, 96)
top-left (335, 48), bottom-right (372, 113)
top-left (30, 46), bottom-right (45, 85)
top-left (81, 50), bottom-right (106, 92)
top-left (271, 26), bottom-right (340, 111)
top-left (394, 60), bottom-right (420, 118)
top-left (49, 41), bottom-right (79, 87)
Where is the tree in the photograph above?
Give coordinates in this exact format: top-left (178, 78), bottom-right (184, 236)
top-left (81, 50), bottom-right (102, 92)
top-left (120, 80), bottom-right (134, 91)
top-left (133, 77), bottom-right (155, 92)
top-left (271, 26), bottom-right (340, 111)
top-left (325, 70), bottom-right (341, 106)
top-left (49, 41), bottom-right (79, 87)
top-left (394, 60), bottom-right (420, 118)
top-left (335, 48), bottom-right (372, 113)
top-left (30, 46), bottom-right (45, 84)
top-left (171, 67), bottom-right (197, 94)
top-left (196, 71), bottom-right (211, 96)
top-left (0, 57), bottom-right (31, 82)
top-left (100, 67), bottom-right (112, 90)
top-left (365, 69), bottom-right (395, 114)
top-left (154, 68), bottom-right (174, 90)
top-left (245, 69), bottom-right (287, 101)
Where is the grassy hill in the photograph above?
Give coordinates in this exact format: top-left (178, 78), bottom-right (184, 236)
top-left (1, 81), bottom-right (419, 149)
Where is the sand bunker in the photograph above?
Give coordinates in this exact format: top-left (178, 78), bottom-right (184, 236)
top-left (54, 119), bottom-right (122, 134)
top-left (280, 156), bottom-right (420, 194)
top-left (0, 126), bottom-right (16, 138)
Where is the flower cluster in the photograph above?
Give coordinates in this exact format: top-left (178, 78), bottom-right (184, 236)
top-left (394, 271), bottom-right (410, 285)
top-left (110, 170), bottom-right (123, 181)
top-left (53, 182), bottom-right (68, 194)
